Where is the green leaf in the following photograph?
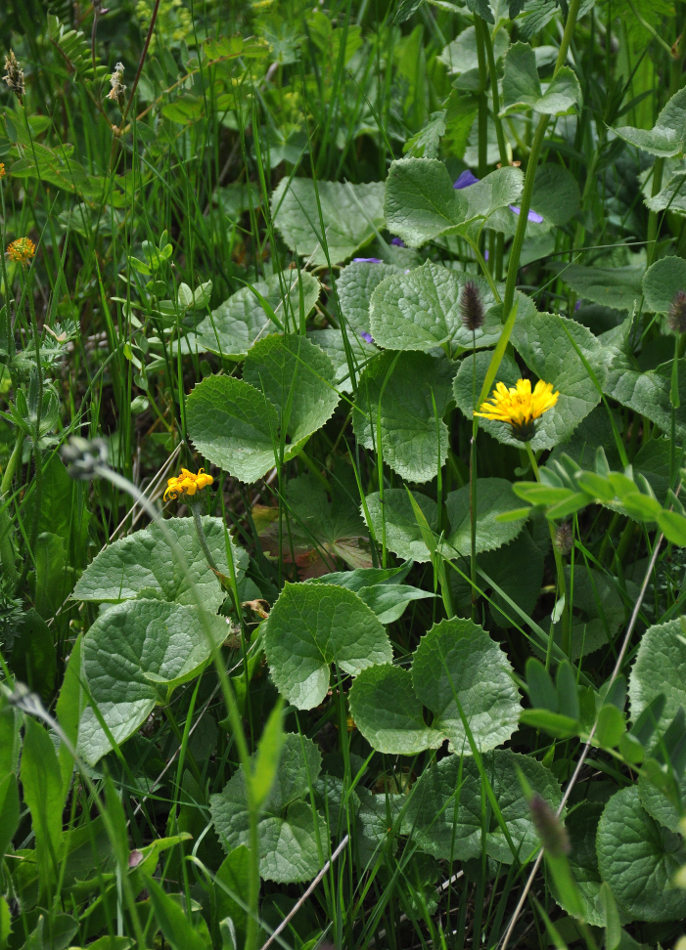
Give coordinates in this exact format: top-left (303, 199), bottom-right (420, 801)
top-left (349, 665), bottom-right (441, 754)
top-left (556, 265), bottom-right (643, 312)
top-left (271, 178), bottom-right (385, 265)
top-left (369, 261), bottom-right (500, 351)
top-left (402, 750), bottom-right (562, 863)
top-left (263, 582), bottom-right (393, 709)
top-left (612, 86), bottom-right (686, 157)
top-left (606, 359), bottom-right (686, 444)
top-left (0, 772), bottom-right (19, 861)
top-left (531, 164), bottom-right (581, 226)
top-left (502, 44), bottom-right (580, 116)
top-left (363, 489), bottom-right (438, 562)
top-left (187, 375), bottom-right (279, 483)
top-left (78, 600), bottom-right (229, 764)
top-left (144, 876), bottom-right (208, 950)
top-left (384, 158), bottom-right (522, 247)
top-left (353, 351), bottom-right (453, 482)
top-left (596, 786), bottom-right (686, 922)
top-left (443, 478), bottom-right (527, 557)
top-left (243, 334), bottom-right (340, 447)
top-left (508, 309), bottom-right (607, 448)
top-left (210, 734), bottom-right (328, 883)
top-left (20, 718), bottom-right (65, 892)
top-left (72, 517), bottom-right (246, 609)
top-left (337, 259), bottom-right (401, 336)
top-left (412, 618), bottom-right (521, 753)
top-left (250, 700), bottom-right (285, 811)
top-left (192, 271), bottom-right (320, 359)
top-left (628, 619), bottom-right (686, 739)
top-left (642, 255), bottom-right (686, 314)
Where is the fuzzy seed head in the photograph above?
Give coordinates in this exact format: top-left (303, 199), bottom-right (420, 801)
top-left (459, 280), bottom-right (485, 332)
top-left (530, 794), bottom-right (570, 857)
top-left (106, 61), bottom-right (127, 106)
top-left (554, 521), bottom-right (573, 555)
top-left (668, 290), bottom-right (686, 334)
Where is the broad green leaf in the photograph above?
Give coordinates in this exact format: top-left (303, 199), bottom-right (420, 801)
top-left (306, 328), bottom-right (375, 393)
top-left (243, 334), bottom-right (340, 447)
top-left (605, 359), bottom-right (686, 443)
top-left (440, 27), bottom-right (508, 79)
top-left (271, 178), bottom-right (385, 265)
top-left (213, 846), bottom-right (250, 942)
top-left (443, 478), bottom-right (527, 557)
top-left (628, 619), bottom-right (686, 738)
top-left (336, 259), bottom-right (401, 336)
top-left (480, 530), bottom-right (545, 629)
top-left (210, 734), bottom-right (329, 883)
top-left (613, 86), bottom-right (686, 157)
top-left (369, 260), bottom-right (500, 351)
top-left (363, 489), bottom-right (438, 562)
top-left (192, 271), bottom-right (320, 359)
top-left (502, 43), bottom-right (579, 116)
top-left (555, 265), bottom-right (643, 312)
top-left (643, 162), bottom-right (686, 215)
top-left (263, 583), bottom-right (392, 709)
top-left (78, 600), bottom-right (229, 764)
top-left (643, 256), bottom-right (686, 314)
top-left (72, 517), bottom-right (247, 609)
top-left (384, 158), bottom-right (522, 247)
top-left (509, 309), bottom-right (608, 448)
top-left (348, 665), bottom-right (442, 754)
top-left (402, 750), bottom-right (562, 863)
top-left (531, 164), bottom-right (580, 226)
top-left (638, 767), bottom-right (686, 835)
top-left (187, 375), bottom-right (279, 483)
top-left (353, 351), bottom-right (453, 482)
top-left (412, 618), bottom-right (521, 753)
top-left (596, 787), bottom-right (686, 921)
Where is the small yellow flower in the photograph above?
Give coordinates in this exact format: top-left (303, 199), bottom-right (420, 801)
top-left (163, 467), bottom-right (214, 502)
top-left (0, 163), bottom-right (5, 178)
top-left (474, 378), bottom-right (559, 442)
top-left (6, 237), bottom-right (36, 265)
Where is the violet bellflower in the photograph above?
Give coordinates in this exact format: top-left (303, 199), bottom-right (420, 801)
top-left (453, 170), bottom-right (543, 223)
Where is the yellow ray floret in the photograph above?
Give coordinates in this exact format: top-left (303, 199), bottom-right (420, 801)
top-left (474, 378), bottom-right (559, 442)
top-left (163, 467), bottom-right (214, 502)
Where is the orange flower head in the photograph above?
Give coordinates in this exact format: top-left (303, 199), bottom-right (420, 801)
top-left (163, 467), bottom-right (214, 502)
top-left (6, 237), bottom-right (36, 264)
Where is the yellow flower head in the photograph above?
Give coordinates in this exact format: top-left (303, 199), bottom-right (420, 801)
top-left (6, 237), bottom-right (36, 265)
top-left (0, 163), bottom-right (5, 179)
top-left (163, 467), bottom-right (214, 502)
top-left (474, 378), bottom-right (559, 442)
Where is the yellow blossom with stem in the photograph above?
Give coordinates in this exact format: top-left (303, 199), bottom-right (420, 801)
top-left (474, 377), bottom-right (559, 442)
top-left (163, 467), bottom-right (213, 502)
top-left (6, 237), bottom-right (36, 265)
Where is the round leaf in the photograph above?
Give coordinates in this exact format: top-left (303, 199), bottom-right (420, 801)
top-left (628, 619), bottom-right (686, 737)
top-left (643, 255), bottom-right (686, 314)
top-left (187, 375), bottom-right (279, 483)
top-left (353, 351), bottom-right (453, 482)
top-left (412, 618), bottom-right (521, 753)
top-left (362, 489), bottom-right (438, 562)
top-left (596, 786), bottom-right (686, 922)
top-left (443, 478), bottom-right (527, 557)
top-left (369, 260), bottom-right (500, 352)
top-left (72, 517), bottom-right (246, 610)
top-left (263, 583), bottom-right (393, 709)
top-left (78, 600), bottom-right (229, 765)
top-left (348, 665), bottom-right (441, 755)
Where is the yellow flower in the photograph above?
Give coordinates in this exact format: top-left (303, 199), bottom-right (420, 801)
top-left (0, 163), bottom-right (5, 178)
top-left (163, 467), bottom-right (214, 502)
top-left (6, 237), bottom-right (36, 264)
top-left (474, 378), bottom-right (559, 442)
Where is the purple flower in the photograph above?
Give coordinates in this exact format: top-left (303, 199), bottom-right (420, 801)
top-left (360, 331), bottom-right (374, 344)
top-left (453, 169), bottom-right (543, 223)
top-left (353, 257), bottom-right (382, 264)
top-left (390, 236), bottom-right (406, 247)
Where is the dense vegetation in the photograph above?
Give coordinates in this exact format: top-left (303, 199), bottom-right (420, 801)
top-left (1, 0), bottom-right (686, 947)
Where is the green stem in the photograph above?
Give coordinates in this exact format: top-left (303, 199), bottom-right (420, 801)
top-left (502, 0), bottom-right (582, 323)
top-left (525, 443), bottom-right (570, 660)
